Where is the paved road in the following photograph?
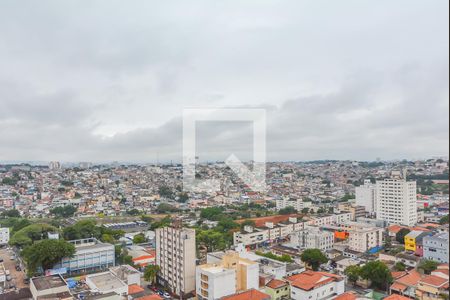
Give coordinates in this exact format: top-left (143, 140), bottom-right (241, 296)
top-left (0, 248), bottom-right (28, 290)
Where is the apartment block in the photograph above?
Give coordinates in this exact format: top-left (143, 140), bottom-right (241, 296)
top-left (339, 222), bottom-right (384, 253)
top-left (196, 251), bottom-right (259, 300)
top-left (290, 226), bottom-right (334, 251)
top-left (355, 179), bottom-right (377, 213)
top-left (233, 217), bottom-right (305, 247)
top-left (376, 175), bottom-right (418, 227)
top-left (156, 227), bottom-right (196, 297)
top-left (423, 233), bottom-right (449, 263)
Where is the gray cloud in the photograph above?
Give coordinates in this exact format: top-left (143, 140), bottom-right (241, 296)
top-left (0, 0), bottom-right (448, 163)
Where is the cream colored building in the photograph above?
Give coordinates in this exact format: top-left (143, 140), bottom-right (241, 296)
top-left (156, 227), bottom-right (196, 297)
top-left (196, 251), bottom-right (259, 300)
top-left (340, 222), bottom-right (384, 253)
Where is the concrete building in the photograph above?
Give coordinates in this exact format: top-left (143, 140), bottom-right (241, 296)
top-left (355, 179), bottom-right (377, 214)
top-left (85, 271), bottom-right (128, 296)
top-left (53, 238), bottom-right (115, 274)
top-left (0, 227), bottom-right (9, 245)
top-left (289, 226), bottom-right (334, 251)
top-left (287, 271), bottom-right (345, 300)
top-left (265, 279), bottom-right (290, 300)
top-left (376, 174), bottom-right (418, 226)
top-left (276, 198), bottom-right (311, 212)
top-left (196, 251), bottom-right (259, 300)
top-left (307, 213), bottom-right (353, 227)
top-left (30, 274), bottom-right (72, 300)
top-left (156, 226), bottom-right (196, 297)
top-left (233, 218), bottom-right (306, 247)
top-left (423, 233), bottom-right (449, 263)
top-left (342, 222), bottom-right (384, 253)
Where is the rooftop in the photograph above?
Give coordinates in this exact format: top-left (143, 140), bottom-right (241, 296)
top-left (32, 275), bottom-right (67, 291)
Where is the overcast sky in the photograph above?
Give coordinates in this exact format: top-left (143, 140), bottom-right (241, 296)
top-left (0, 0), bottom-right (448, 163)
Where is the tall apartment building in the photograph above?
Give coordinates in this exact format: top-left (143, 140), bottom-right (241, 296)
top-left (289, 226), bottom-right (334, 251)
top-left (156, 227), bottom-right (196, 297)
top-left (355, 179), bottom-right (377, 214)
top-left (376, 174), bottom-right (417, 226)
top-left (423, 233), bottom-right (449, 263)
top-left (53, 238), bottom-right (115, 274)
top-left (0, 228), bottom-right (9, 245)
top-left (196, 251), bottom-right (259, 300)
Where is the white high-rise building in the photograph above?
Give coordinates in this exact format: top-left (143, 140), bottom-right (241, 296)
top-left (355, 179), bottom-right (377, 214)
top-left (289, 226), bottom-right (334, 251)
top-left (376, 174), bottom-right (417, 227)
top-left (156, 227), bottom-right (196, 297)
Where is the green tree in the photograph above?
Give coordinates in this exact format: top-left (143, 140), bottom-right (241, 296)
top-left (439, 215), bottom-right (449, 225)
top-left (156, 203), bottom-right (179, 214)
top-left (396, 228), bottom-right (411, 244)
top-left (300, 249), bottom-right (328, 271)
top-left (133, 233), bottom-right (146, 244)
top-left (200, 207), bottom-right (224, 221)
top-left (10, 223), bottom-right (58, 247)
top-left (418, 260), bottom-right (439, 274)
top-left (22, 239), bottom-right (75, 276)
top-left (360, 261), bottom-right (393, 290)
top-left (126, 209), bottom-right (141, 216)
top-left (279, 206), bottom-right (297, 215)
top-left (149, 216), bottom-right (172, 230)
top-left (143, 265), bottom-right (160, 284)
top-left (158, 186), bottom-right (174, 199)
top-left (1, 209), bottom-right (21, 218)
top-left (177, 192), bottom-right (189, 203)
top-left (394, 262), bottom-right (406, 271)
top-left (1, 177), bottom-right (18, 186)
top-left (50, 205), bottom-right (77, 218)
top-left (301, 208), bottom-right (310, 214)
top-left (101, 234), bottom-right (115, 244)
top-left (196, 229), bottom-right (227, 252)
top-left (344, 265), bottom-right (362, 285)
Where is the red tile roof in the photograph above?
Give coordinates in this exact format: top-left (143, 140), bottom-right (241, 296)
top-left (384, 295), bottom-right (411, 300)
top-left (221, 289), bottom-right (271, 300)
top-left (420, 275), bottom-right (449, 287)
top-left (334, 292), bottom-right (357, 300)
top-left (135, 295), bottom-right (163, 300)
top-left (128, 284), bottom-right (145, 295)
top-left (266, 279), bottom-right (288, 289)
top-left (287, 271), bottom-right (342, 291)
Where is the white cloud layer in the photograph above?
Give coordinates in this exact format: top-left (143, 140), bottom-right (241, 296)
top-left (0, 0), bottom-right (448, 162)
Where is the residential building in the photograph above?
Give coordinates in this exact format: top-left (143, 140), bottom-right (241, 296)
top-left (287, 271), bottom-right (345, 300)
top-left (0, 227), bottom-right (9, 245)
top-left (423, 233), bottom-right (449, 263)
top-left (390, 269), bottom-right (423, 298)
top-left (221, 289), bottom-right (271, 300)
top-left (233, 218), bottom-right (306, 247)
top-left (307, 213), bottom-right (353, 227)
top-left (265, 279), bottom-right (290, 300)
top-left (276, 198), bottom-right (310, 212)
top-left (85, 271), bottom-right (128, 295)
top-left (416, 274), bottom-right (449, 300)
top-left (289, 226), bottom-right (334, 251)
top-left (376, 174), bottom-right (418, 226)
top-left (196, 251), bottom-right (259, 300)
top-left (53, 238), bottom-right (115, 274)
top-left (340, 222), bottom-right (384, 253)
top-left (156, 226), bottom-right (196, 297)
top-left (404, 231), bottom-right (432, 254)
top-left (355, 179), bottom-right (377, 214)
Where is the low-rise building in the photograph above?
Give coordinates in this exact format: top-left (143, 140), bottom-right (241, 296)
top-left (30, 274), bottom-right (72, 300)
top-left (289, 226), bottom-right (334, 251)
top-left (53, 238), bottom-right (115, 274)
top-left (287, 271), bottom-right (345, 300)
top-left (265, 279), bottom-right (290, 300)
top-left (423, 232), bottom-right (449, 263)
top-left (0, 227), bottom-right (9, 245)
top-left (196, 251), bottom-right (259, 300)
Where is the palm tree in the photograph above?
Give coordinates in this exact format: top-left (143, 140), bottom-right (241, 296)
top-left (144, 265), bottom-right (161, 285)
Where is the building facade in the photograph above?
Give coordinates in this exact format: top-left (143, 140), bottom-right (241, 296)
top-left (156, 227), bottom-right (196, 296)
top-left (53, 238), bottom-right (115, 274)
top-left (196, 251), bottom-right (259, 300)
top-left (290, 226), bottom-right (334, 251)
top-left (0, 227), bottom-right (9, 245)
top-left (423, 233), bottom-right (449, 263)
top-left (376, 175), bottom-right (418, 226)
top-left (355, 179), bottom-right (377, 214)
